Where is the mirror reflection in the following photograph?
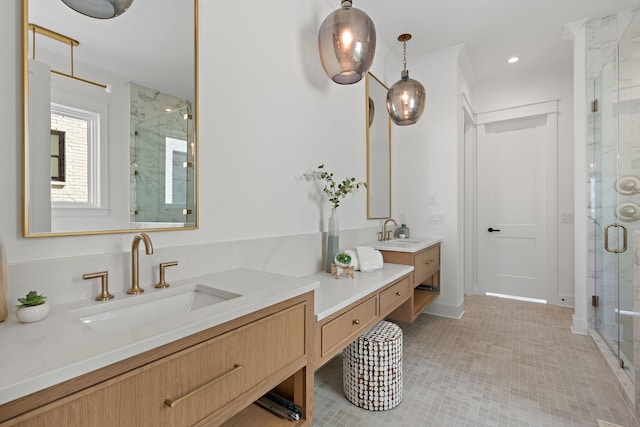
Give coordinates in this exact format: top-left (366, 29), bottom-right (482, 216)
top-left (24, 0), bottom-right (198, 236)
top-left (366, 73), bottom-right (392, 219)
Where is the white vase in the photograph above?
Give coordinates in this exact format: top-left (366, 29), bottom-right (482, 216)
top-left (15, 302), bottom-right (50, 323)
top-left (326, 208), bottom-right (339, 273)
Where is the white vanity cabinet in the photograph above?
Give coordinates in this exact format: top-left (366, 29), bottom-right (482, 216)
top-left (0, 291), bottom-right (315, 427)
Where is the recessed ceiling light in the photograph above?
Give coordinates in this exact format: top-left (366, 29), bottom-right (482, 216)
top-left (507, 56), bottom-right (520, 64)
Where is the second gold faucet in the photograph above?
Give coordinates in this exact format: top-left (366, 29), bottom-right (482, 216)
top-left (128, 232), bottom-right (154, 294)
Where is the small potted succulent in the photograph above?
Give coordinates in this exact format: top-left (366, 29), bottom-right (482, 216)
top-left (15, 291), bottom-right (49, 323)
top-left (334, 252), bottom-right (352, 268)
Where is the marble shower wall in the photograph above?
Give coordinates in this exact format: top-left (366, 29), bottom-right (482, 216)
top-left (618, 10), bottom-right (640, 421)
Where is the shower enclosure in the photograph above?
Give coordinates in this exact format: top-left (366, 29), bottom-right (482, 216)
top-left (131, 105), bottom-right (195, 226)
top-left (591, 10), bottom-right (639, 382)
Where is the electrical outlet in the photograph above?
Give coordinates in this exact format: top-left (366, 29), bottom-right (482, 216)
top-left (429, 214), bottom-right (445, 225)
top-left (427, 194), bottom-right (437, 206)
top-left (560, 213), bottom-right (574, 223)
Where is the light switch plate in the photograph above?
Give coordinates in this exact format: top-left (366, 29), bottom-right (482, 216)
top-left (560, 213), bottom-right (574, 223)
top-left (429, 214), bottom-right (445, 225)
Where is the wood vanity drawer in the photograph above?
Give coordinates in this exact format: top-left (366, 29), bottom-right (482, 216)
top-left (379, 276), bottom-right (411, 315)
top-left (414, 246), bottom-right (440, 284)
top-left (320, 296), bottom-right (377, 359)
top-left (8, 303), bottom-right (306, 427)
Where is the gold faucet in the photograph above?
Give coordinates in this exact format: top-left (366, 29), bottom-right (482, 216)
top-left (128, 232), bottom-right (154, 294)
top-left (382, 218), bottom-right (398, 241)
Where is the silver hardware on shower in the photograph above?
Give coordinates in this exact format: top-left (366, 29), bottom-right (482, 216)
top-left (615, 202), bottom-right (640, 223)
top-left (614, 175), bottom-right (640, 195)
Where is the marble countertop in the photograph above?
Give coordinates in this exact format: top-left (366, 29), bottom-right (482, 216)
top-left (0, 268), bottom-right (318, 406)
top-left (360, 237), bottom-right (442, 253)
top-left (308, 263), bottom-right (414, 321)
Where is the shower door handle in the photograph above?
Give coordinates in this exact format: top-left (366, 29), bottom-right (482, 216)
top-left (604, 223), bottom-right (628, 253)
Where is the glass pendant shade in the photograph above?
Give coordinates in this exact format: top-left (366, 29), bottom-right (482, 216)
top-left (387, 70), bottom-right (426, 126)
top-left (318, 0), bottom-right (376, 85)
top-left (386, 34), bottom-right (426, 126)
top-left (61, 0), bottom-right (135, 19)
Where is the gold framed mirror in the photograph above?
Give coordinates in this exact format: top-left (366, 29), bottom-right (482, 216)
top-left (366, 73), bottom-right (391, 219)
top-left (22, 0), bottom-right (198, 237)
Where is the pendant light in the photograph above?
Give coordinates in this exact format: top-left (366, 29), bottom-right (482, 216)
top-left (61, 0), bottom-right (135, 19)
top-left (386, 34), bottom-right (426, 126)
top-left (318, 0), bottom-right (376, 85)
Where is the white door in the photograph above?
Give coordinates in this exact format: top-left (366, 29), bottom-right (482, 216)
top-left (477, 115), bottom-right (548, 301)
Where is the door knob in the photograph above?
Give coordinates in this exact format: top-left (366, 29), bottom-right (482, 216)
top-left (488, 227), bottom-right (501, 232)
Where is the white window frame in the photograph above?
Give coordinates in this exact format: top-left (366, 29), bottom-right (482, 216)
top-left (49, 95), bottom-right (110, 217)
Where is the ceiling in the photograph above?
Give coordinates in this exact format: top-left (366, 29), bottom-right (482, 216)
top-left (28, 0), bottom-right (640, 95)
top-left (359, 0), bottom-right (640, 86)
top-left (28, 0), bottom-right (194, 101)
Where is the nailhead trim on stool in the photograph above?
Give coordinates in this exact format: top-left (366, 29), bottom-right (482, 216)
top-left (343, 320), bottom-right (403, 411)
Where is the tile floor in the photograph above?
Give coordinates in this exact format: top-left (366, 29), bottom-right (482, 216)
top-left (313, 295), bottom-right (639, 427)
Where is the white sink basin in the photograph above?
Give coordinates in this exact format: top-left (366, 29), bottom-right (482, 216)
top-left (381, 239), bottom-right (424, 245)
top-left (361, 237), bottom-right (441, 253)
top-left (71, 284), bottom-right (240, 334)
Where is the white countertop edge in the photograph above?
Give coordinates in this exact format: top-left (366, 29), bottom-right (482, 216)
top-left (360, 237), bottom-right (442, 253)
top-left (0, 269), bottom-right (318, 406)
top-left (310, 264), bottom-right (414, 321)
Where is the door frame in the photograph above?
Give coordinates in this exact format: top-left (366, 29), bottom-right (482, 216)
top-left (465, 99), bottom-right (559, 304)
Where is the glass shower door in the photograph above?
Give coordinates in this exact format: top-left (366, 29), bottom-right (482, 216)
top-left (593, 55), bottom-right (624, 371)
top-left (592, 13), bottom-right (639, 378)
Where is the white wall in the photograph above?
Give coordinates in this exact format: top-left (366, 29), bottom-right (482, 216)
top-left (392, 47), bottom-right (467, 319)
top-left (472, 72), bottom-right (576, 305)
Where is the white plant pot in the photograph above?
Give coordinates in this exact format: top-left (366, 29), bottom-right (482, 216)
top-left (334, 253), bottom-right (352, 268)
top-left (15, 302), bottom-right (50, 323)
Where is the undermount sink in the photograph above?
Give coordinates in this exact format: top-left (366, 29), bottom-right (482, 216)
top-left (361, 237), bottom-right (440, 253)
top-left (71, 284), bottom-right (240, 334)
top-left (382, 239), bottom-right (423, 245)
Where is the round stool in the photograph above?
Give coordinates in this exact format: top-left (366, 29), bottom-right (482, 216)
top-left (343, 320), bottom-right (403, 411)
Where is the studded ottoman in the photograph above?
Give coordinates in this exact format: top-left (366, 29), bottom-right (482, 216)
top-left (343, 320), bottom-right (403, 410)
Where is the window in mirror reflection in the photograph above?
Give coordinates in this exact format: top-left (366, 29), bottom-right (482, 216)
top-left (50, 103), bottom-right (100, 206)
top-left (50, 130), bottom-right (65, 183)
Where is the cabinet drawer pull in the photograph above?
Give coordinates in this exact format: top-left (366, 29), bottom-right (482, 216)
top-left (164, 363), bottom-right (243, 408)
top-left (424, 260), bottom-right (433, 264)
top-left (353, 319), bottom-right (361, 325)
top-left (395, 292), bottom-right (402, 296)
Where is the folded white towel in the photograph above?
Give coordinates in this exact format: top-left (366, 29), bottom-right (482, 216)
top-left (344, 249), bottom-right (359, 270)
top-left (355, 246), bottom-right (384, 272)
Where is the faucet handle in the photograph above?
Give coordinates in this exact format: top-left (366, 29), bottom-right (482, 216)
top-left (83, 271), bottom-right (114, 301)
top-left (155, 261), bottom-right (178, 289)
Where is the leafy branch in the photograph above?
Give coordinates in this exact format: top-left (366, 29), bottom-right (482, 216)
top-left (306, 164), bottom-right (366, 209)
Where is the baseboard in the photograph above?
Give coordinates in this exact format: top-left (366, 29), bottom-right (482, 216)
top-left (423, 299), bottom-right (464, 320)
top-left (571, 314), bottom-right (589, 335)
